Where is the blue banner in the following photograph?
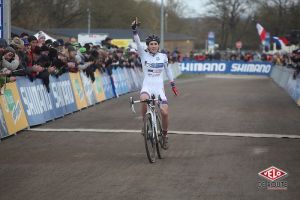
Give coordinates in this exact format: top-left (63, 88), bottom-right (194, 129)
top-left (180, 61), bottom-right (273, 76)
top-left (123, 68), bottom-right (135, 92)
top-left (16, 77), bottom-right (55, 126)
top-left (119, 68), bottom-right (130, 94)
top-left (113, 68), bottom-right (129, 95)
top-left (59, 73), bottom-right (77, 113)
top-left (0, 0), bottom-right (3, 38)
top-left (286, 74), bottom-right (300, 102)
top-left (49, 76), bottom-right (66, 118)
top-left (102, 72), bottom-right (115, 99)
top-left (49, 74), bottom-right (77, 116)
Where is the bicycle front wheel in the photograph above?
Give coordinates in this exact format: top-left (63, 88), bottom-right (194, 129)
top-left (144, 113), bottom-right (156, 163)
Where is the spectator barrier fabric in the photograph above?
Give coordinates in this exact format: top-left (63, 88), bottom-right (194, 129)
top-left (271, 65), bottom-right (300, 106)
top-left (0, 106), bottom-right (9, 138)
top-left (0, 82), bottom-right (28, 135)
top-left (69, 72), bottom-right (88, 110)
top-left (80, 71), bottom-right (97, 106)
top-left (93, 70), bottom-right (106, 102)
top-left (0, 64), bottom-right (179, 139)
top-left (180, 61), bottom-right (273, 76)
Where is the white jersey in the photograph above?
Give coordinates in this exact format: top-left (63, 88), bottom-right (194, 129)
top-left (133, 33), bottom-right (174, 101)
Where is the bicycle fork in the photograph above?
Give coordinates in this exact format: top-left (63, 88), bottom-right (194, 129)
top-left (147, 107), bottom-right (158, 142)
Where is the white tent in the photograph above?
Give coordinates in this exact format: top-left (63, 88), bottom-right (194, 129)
top-left (34, 31), bottom-right (56, 42)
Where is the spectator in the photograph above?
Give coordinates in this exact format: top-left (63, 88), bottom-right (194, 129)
top-left (101, 37), bottom-right (118, 50)
top-left (37, 32), bottom-right (46, 47)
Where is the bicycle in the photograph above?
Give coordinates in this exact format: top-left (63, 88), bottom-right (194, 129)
top-left (130, 94), bottom-right (165, 163)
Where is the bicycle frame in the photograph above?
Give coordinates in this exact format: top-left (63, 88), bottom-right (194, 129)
top-left (130, 94), bottom-right (164, 163)
top-left (130, 95), bottom-right (161, 140)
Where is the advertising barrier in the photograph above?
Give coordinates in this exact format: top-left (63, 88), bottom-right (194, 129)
top-left (0, 82), bottom-right (29, 134)
top-left (0, 106), bottom-right (8, 138)
top-left (102, 72), bottom-right (115, 99)
top-left (93, 70), bottom-right (106, 102)
top-left (80, 71), bottom-right (97, 106)
top-left (0, 64), bottom-right (180, 139)
top-left (270, 65), bottom-right (300, 106)
top-left (180, 61), bottom-right (273, 76)
top-left (286, 74), bottom-right (300, 105)
top-left (49, 74), bottom-right (77, 116)
top-left (16, 77), bottom-right (55, 126)
top-left (69, 72), bottom-right (88, 110)
top-left (113, 68), bottom-right (130, 95)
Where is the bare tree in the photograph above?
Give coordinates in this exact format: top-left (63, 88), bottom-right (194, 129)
top-left (253, 0), bottom-right (298, 35)
top-left (205, 0), bottom-right (252, 49)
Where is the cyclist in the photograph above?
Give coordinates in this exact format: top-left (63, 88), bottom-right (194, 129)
top-left (131, 18), bottom-right (178, 149)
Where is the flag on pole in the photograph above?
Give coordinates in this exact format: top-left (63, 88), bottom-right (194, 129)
top-left (272, 36), bottom-right (289, 49)
top-left (256, 23), bottom-right (267, 42)
top-left (278, 37), bottom-right (289, 45)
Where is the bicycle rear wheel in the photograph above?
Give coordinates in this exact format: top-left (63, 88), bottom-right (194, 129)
top-left (144, 113), bottom-right (156, 163)
top-left (156, 112), bottom-right (163, 159)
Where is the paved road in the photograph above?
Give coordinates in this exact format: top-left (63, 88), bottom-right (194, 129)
top-left (0, 75), bottom-right (299, 200)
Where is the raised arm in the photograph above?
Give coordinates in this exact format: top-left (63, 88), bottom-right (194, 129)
top-left (131, 18), bottom-right (145, 57)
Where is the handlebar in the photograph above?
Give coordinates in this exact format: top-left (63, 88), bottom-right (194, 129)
top-left (129, 95), bottom-right (162, 113)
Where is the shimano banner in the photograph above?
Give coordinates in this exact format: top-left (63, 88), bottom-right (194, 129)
top-left (16, 77), bottom-right (55, 126)
top-left (49, 74), bottom-right (77, 116)
top-left (180, 61), bottom-right (273, 76)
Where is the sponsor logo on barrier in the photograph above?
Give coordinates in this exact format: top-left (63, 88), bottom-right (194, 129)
top-left (181, 62), bottom-right (272, 75)
top-left (258, 166), bottom-right (288, 190)
top-left (3, 89), bottom-right (15, 112)
top-left (231, 63), bottom-right (272, 73)
top-left (95, 77), bottom-right (103, 94)
top-left (181, 62), bottom-right (227, 72)
top-left (74, 80), bottom-right (84, 101)
top-left (19, 85), bottom-right (53, 116)
top-left (81, 72), bottom-right (96, 105)
top-left (51, 80), bottom-right (75, 108)
top-left (3, 89), bottom-right (22, 125)
top-left (0, 107), bottom-right (8, 135)
top-left (12, 101), bottom-right (21, 125)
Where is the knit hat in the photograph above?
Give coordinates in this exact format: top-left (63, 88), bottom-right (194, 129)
top-left (22, 38), bottom-right (30, 46)
top-left (0, 38), bottom-right (8, 48)
top-left (4, 46), bottom-right (16, 54)
top-left (11, 37), bottom-right (24, 49)
top-left (28, 35), bottom-right (38, 43)
top-left (79, 47), bottom-right (87, 53)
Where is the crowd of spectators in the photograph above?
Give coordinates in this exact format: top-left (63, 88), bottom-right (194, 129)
top-left (0, 32), bottom-right (142, 93)
top-left (3, 31), bottom-right (300, 93)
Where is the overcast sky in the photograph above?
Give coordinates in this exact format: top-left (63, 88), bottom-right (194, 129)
top-left (152, 0), bottom-right (209, 18)
top-left (181, 0), bottom-right (209, 17)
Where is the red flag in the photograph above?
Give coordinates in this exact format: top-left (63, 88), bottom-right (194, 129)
top-left (256, 23), bottom-right (267, 42)
top-left (279, 37), bottom-right (289, 45)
